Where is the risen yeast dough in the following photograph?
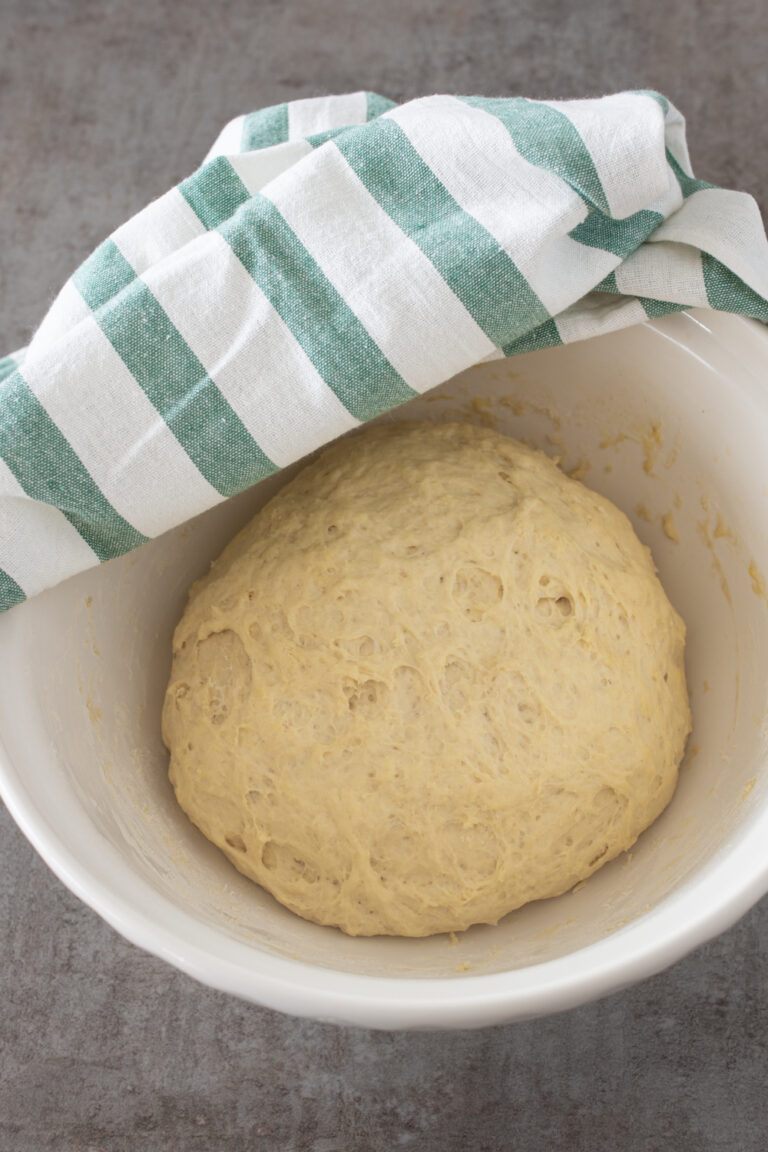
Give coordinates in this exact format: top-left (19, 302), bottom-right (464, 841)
top-left (163, 422), bottom-right (691, 937)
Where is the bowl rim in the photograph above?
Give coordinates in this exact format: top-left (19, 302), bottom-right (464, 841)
top-left (2, 707), bottom-right (768, 1030)
top-left (3, 310), bottom-right (768, 1030)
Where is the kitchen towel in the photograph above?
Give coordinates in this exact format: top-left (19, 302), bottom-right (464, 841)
top-left (2, 89), bottom-right (767, 612)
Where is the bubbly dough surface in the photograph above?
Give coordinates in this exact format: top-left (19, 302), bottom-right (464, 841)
top-left (163, 422), bottom-right (691, 937)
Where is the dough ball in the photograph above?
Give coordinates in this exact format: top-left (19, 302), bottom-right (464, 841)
top-left (162, 421), bottom-right (690, 937)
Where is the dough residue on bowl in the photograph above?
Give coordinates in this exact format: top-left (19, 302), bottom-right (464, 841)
top-left (162, 421), bottom-right (691, 937)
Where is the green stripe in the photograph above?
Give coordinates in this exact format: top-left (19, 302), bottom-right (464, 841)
top-left (0, 351), bottom-right (24, 385)
top-left (639, 298), bottom-right (689, 320)
top-left (74, 237), bottom-right (136, 310)
top-left (241, 104), bottom-right (289, 151)
top-left (0, 568), bottom-right (26, 613)
top-left (462, 96), bottom-right (609, 215)
top-left (702, 253), bottom-right (768, 324)
top-left (596, 270), bottom-right (619, 293)
top-left (502, 317), bottom-right (562, 356)
top-left (666, 151), bottom-right (713, 200)
top-left (73, 239), bottom-right (137, 310)
top-left (218, 198), bottom-right (416, 419)
top-left (179, 158), bottom-right (252, 230)
top-left (593, 275), bottom-right (707, 321)
top-left (366, 92), bottom-right (396, 120)
top-left (0, 370), bottom-right (146, 561)
top-left (335, 118), bottom-right (550, 345)
top-left (306, 127), bottom-right (346, 149)
top-left (569, 208), bottom-right (662, 259)
top-left (593, 274), bottom-right (697, 319)
top-left (75, 241), bottom-right (274, 496)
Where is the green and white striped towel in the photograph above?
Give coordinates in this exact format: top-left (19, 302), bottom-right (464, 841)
top-left (2, 89), bottom-right (768, 613)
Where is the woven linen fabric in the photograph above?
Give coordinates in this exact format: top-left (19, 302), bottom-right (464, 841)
top-left (2, 89), bottom-right (768, 613)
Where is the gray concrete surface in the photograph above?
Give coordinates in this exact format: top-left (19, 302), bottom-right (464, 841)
top-left (1, 1), bottom-right (767, 1148)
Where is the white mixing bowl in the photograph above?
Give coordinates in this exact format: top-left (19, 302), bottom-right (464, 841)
top-left (2, 309), bottom-right (768, 1030)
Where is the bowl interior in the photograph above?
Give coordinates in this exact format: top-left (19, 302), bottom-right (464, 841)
top-left (3, 310), bottom-right (768, 986)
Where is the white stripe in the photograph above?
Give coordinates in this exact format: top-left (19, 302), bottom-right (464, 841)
top-left (651, 187), bottom-right (768, 301)
top-left (615, 242), bottom-right (708, 306)
top-left (547, 94), bottom-right (669, 220)
top-left (555, 293), bottom-right (648, 343)
top-left (287, 92), bottom-right (368, 140)
top-left (0, 458), bottom-right (97, 598)
top-left (113, 187), bottom-right (206, 276)
top-left (521, 234), bottom-right (620, 316)
top-left (387, 96), bottom-right (587, 247)
top-left (663, 100), bottom-right (693, 176)
top-left (26, 279), bottom-right (91, 359)
top-left (645, 163), bottom-right (683, 220)
top-left (262, 142), bottom-right (496, 390)
top-left (20, 320), bottom-right (223, 538)
top-left (387, 96), bottom-right (618, 316)
top-left (204, 113), bottom-right (246, 161)
top-left (229, 140), bottom-right (313, 196)
top-left (139, 229), bottom-right (360, 468)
